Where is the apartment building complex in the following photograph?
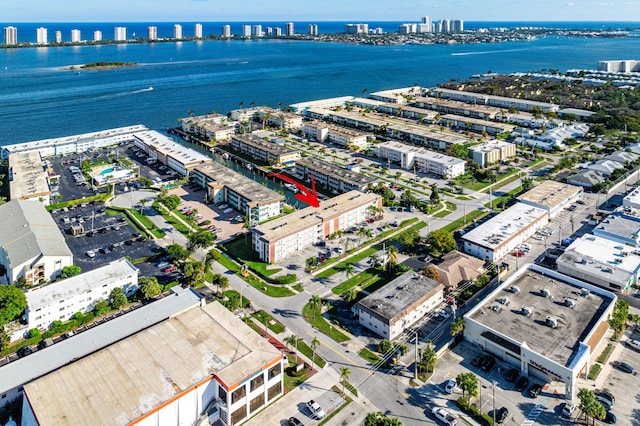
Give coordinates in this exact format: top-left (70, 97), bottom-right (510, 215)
top-left (376, 141), bottom-right (466, 178)
top-left (295, 157), bottom-right (377, 193)
top-left (468, 140), bottom-right (517, 168)
top-left (133, 130), bottom-right (212, 176)
top-left (181, 113), bottom-right (236, 141)
top-left (301, 121), bottom-right (369, 149)
top-left (230, 134), bottom-right (300, 166)
top-left (252, 191), bottom-right (382, 262)
top-left (431, 88), bottom-right (560, 113)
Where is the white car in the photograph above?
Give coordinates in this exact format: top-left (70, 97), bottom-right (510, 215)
top-left (562, 401), bottom-right (576, 418)
top-left (86, 250), bottom-right (96, 258)
top-left (306, 400), bottom-right (326, 420)
top-left (432, 407), bottom-right (457, 426)
top-left (444, 380), bottom-right (456, 394)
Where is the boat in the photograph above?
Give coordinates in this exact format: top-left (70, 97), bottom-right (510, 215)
top-left (148, 86), bottom-right (153, 91)
top-left (284, 183), bottom-right (299, 193)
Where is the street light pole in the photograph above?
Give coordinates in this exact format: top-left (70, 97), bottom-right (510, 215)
top-left (492, 381), bottom-right (496, 425)
top-left (414, 329), bottom-right (419, 381)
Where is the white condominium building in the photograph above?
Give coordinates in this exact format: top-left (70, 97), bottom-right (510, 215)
top-left (93, 30), bottom-right (102, 41)
top-left (242, 25), bottom-right (252, 37)
top-left (36, 27), bottom-right (47, 45)
top-left (114, 26), bottom-right (127, 41)
top-left (308, 24), bottom-right (318, 36)
top-left (222, 25), bottom-right (231, 38)
top-left (4, 26), bottom-right (18, 45)
top-left (147, 26), bottom-right (158, 40)
top-left (174, 24), bottom-right (183, 39)
top-left (286, 22), bottom-right (295, 36)
top-left (376, 141), bottom-right (466, 178)
top-left (71, 29), bottom-right (81, 43)
top-left (55, 30), bottom-right (62, 43)
top-left (194, 23), bottom-right (203, 38)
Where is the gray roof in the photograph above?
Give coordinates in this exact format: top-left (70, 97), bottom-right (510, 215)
top-left (567, 170), bottom-right (606, 187)
top-left (0, 200), bottom-right (72, 268)
top-left (356, 271), bottom-right (443, 323)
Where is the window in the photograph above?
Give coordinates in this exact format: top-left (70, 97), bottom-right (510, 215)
top-left (231, 385), bottom-right (246, 404)
top-left (250, 374), bottom-right (264, 392)
top-left (268, 365), bottom-right (281, 380)
top-left (267, 382), bottom-right (281, 401)
top-left (249, 394), bottom-right (265, 413)
top-left (231, 406), bottom-right (247, 425)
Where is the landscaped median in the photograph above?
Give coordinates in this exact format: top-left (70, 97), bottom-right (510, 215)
top-left (105, 206), bottom-right (164, 239)
top-left (302, 302), bottom-right (350, 343)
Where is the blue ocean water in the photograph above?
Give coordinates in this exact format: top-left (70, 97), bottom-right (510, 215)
top-left (1, 22), bottom-right (640, 144)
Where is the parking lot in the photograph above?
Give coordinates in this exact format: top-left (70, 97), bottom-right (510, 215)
top-left (600, 333), bottom-right (640, 424)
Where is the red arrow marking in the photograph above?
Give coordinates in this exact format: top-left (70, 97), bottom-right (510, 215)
top-left (268, 173), bottom-right (320, 208)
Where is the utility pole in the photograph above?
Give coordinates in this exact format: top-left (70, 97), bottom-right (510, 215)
top-left (414, 330), bottom-right (419, 381)
top-left (463, 201), bottom-right (467, 225)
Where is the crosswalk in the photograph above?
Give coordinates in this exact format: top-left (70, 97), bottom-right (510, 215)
top-left (521, 399), bottom-right (548, 426)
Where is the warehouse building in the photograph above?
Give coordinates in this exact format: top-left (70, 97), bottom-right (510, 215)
top-left (251, 191), bottom-right (382, 263)
top-left (517, 180), bottom-right (583, 219)
top-left (21, 301), bottom-right (284, 426)
top-left (192, 162), bottom-right (284, 224)
top-left (462, 203), bottom-right (548, 262)
top-left (356, 271), bottom-right (444, 340)
top-left (464, 264), bottom-right (617, 400)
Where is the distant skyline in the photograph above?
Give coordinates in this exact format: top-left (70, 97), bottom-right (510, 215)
top-left (4, 0), bottom-right (640, 23)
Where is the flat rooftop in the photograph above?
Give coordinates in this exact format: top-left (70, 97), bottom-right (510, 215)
top-left (378, 141), bottom-right (466, 166)
top-left (2, 125), bottom-right (147, 154)
top-left (195, 162), bottom-right (284, 205)
top-left (624, 187), bottom-right (640, 206)
top-left (0, 286), bottom-right (202, 396)
top-left (231, 134), bottom-right (299, 156)
top-left (440, 114), bottom-right (514, 131)
top-left (558, 234), bottom-right (640, 282)
top-left (594, 213), bottom-right (640, 242)
top-left (462, 202), bottom-right (548, 249)
top-left (23, 300), bottom-right (282, 426)
top-left (296, 157), bottom-right (377, 186)
top-left (431, 87), bottom-right (559, 110)
top-left (304, 121), bottom-right (370, 138)
top-left (253, 191), bottom-right (379, 242)
top-left (134, 130), bottom-right (211, 165)
top-left (517, 180), bottom-right (583, 211)
top-left (9, 151), bottom-right (51, 201)
top-left (469, 140), bottom-right (516, 153)
top-left (289, 96), bottom-right (355, 112)
top-left (413, 96), bottom-right (503, 116)
top-left (468, 266), bottom-right (615, 366)
top-left (357, 271), bottom-right (443, 322)
top-left (26, 258), bottom-right (138, 312)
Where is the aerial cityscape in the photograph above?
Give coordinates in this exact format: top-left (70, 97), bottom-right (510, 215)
top-left (1, 3), bottom-right (640, 426)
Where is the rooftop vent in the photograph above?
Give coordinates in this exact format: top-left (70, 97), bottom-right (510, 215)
top-left (496, 296), bottom-right (510, 305)
top-left (580, 288), bottom-right (591, 297)
top-left (546, 316), bottom-right (558, 328)
top-left (565, 298), bottom-right (576, 308)
top-left (522, 306), bottom-right (532, 317)
top-left (510, 285), bottom-right (520, 294)
top-left (540, 288), bottom-right (551, 298)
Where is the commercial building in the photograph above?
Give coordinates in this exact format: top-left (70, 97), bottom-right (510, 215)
top-left (36, 27), bottom-right (47, 44)
top-left (301, 121), bottom-right (369, 149)
top-left (252, 191), bottom-right (382, 262)
top-left (21, 300), bottom-right (284, 426)
top-left (229, 134), bottom-right (300, 166)
top-left (174, 24), bottom-right (183, 39)
top-left (438, 114), bottom-right (514, 136)
top-left (356, 271), bottom-right (444, 340)
top-left (464, 264), bottom-right (616, 400)
top-left (295, 157), bottom-right (377, 193)
top-left (133, 130), bottom-right (212, 176)
top-left (192, 162), bottom-right (284, 224)
top-left (0, 200), bottom-right (73, 285)
top-left (181, 113), bottom-right (236, 141)
top-left (556, 234), bottom-right (639, 293)
top-left (70, 29), bottom-right (81, 43)
top-left (147, 26), bottom-right (157, 40)
top-left (376, 141), bottom-right (466, 178)
top-left (1, 124), bottom-right (147, 159)
top-left (114, 26), bottom-right (126, 41)
top-left (623, 187), bottom-right (640, 209)
top-left (468, 140), bottom-right (517, 168)
top-left (21, 258), bottom-right (138, 338)
top-left (433, 250), bottom-right (486, 289)
top-left (517, 180), bottom-right (583, 219)
top-left (593, 211), bottom-right (640, 247)
top-left (9, 151), bottom-right (52, 205)
top-left (0, 286), bottom-right (202, 411)
top-left (431, 88), bottom-right (560, 113)
top-left (194, 23), bottom-right (203, 38)
top-left (462, 202), bottom-right (548, 262)
top-left (4, 26), bottom-right (18, 45)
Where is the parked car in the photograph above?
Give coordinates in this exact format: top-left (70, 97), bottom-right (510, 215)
top-left (288, 417), bottom-right (303, 426)
top-left (17, 346), bottom-right (35, 358)
top-left (562, 401), bottom-right (576, 418)
top-left (495, 407), bottom-right (508, 424)
top-left (505, 368), bottom-right (519, 382)
top-left (597, 396), bottom-right (613, 411)
top-left (444, 380), bottom-right (456, 394)
top-left (471, 355), bottom-right (483, 367)
top-left (529, 383), bottom-right (543, 398)
top-left (432, 407), bottom-right (457, 426)
top-left (38, 338), bottom-right (54, 350)
top-left (86, 250), bottom-right (96, 258)
top-left (481, 356), bottom-right (496, 371)
top-left (515, 376), bottom-right (529, 392)
top-left (595, 390), bottom-right (615, 403)
top-left (612, 361), bottom-right (635, 374)
top-left (163, 265), bottom-right (177, 273)
top-left (156, 261), bottom-right (169, 269)
top-left (604, 411), bottom-right (617, 424)
top-left (511, 250), bottom-right (525, 257)
top-left (306, 400), bottom-right (326, 420)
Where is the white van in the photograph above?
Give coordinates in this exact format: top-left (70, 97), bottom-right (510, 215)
top-left (626, 339), bottom-right (640, 351)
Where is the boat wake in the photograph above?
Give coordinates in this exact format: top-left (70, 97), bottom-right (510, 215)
top-left (133, 86), bottom-right (153, 93)
top-left (452, 48), bottom-right (527, 56)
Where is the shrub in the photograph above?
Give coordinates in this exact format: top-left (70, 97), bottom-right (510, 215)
top-left (29, 328), bottom-right (41, 339)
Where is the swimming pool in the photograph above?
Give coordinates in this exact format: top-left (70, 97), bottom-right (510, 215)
top-left (100, 167), bottom-right (115, 176)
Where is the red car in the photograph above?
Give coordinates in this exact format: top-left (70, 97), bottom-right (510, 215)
top-left (163, 265), bottom-right (177, 273)
top-left (511, 250), bottom-right (524, 257)
top-left (366, 219), bottom-right (374, 223)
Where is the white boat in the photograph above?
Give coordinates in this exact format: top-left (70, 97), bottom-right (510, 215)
top-left (284, 183), bottom-right (299, 193)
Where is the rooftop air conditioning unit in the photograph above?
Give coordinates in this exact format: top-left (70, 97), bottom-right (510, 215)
top-left (510, 285), bottom-right (520, 294)
top-left (581, 288), bottom-right (591, 297)
top-left (522, 306), bottom-right (532, 317)
top-left (540, 288), bottom-right (551, 298)
top-left (565, 298), bottom-right (576, 308)
top-left (546, 316), bottom-right (558, 328)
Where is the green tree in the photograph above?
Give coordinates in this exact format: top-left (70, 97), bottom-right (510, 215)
top-left (343, 287), bottom-right (358, 303)
top-left (456, 372), bottom-right (479, 410)
top-left (364, 412), bottom-right (403, 426)
top-left (13, 276), bottom-right (28, 289)
top-left (340, 366), bottom-right (351, 395)
top-left (284, 334), bottom-right (301, 353)
top-left (0, 328), bottom-right (10, 352)
top-left (427, 229), bottom-right (458, 254)
top-left (93, 299), bottom-right (109, 316)
top-left (139, 198), bottom-right (148, 214)
top-left (522, 176), bottom-right (534, 191)
top-left (166, 243), bottom-right (189, 262)
top-left (422, 265), bottom-right (439, 281)
top-left (446, 143), bottom-right (469, 159)
top-left (0, 285), bottom-right (27, 327)
top-left (29, 328), bottom-right (41, 339)
top-left (181, 261), bottom-right (205, 287)
top-left (378, 339), bottom-right (393, 353)
top-left (430, 184), bottom-right (440, 205)
top-left (187, 230), bottom-right (216, 253)
top-left (578, 388), bottom-right (606, 425)
top-left (160, 194), bottom-right (182, 211)
top-left (343, 262), bottom-right (355, 281)
top-left (386, 245), bottom-right (399, 271)
top-left (368, 253), bottom-right (381, 267)
top-left (205, 249), bottom-right (217, 271)
top-left (311, 336), bottom-right (320, 370)
top-left (109, 287), bottom-right (127, 310)
top-left (399, 229), bottom-right (421, 250)
top-left (60, 265), bottom-right (82, 278)
top-left (419, 346), bottom-right (438, 373)
top-left (309, 295), bottom-right (322, 318)
top-left (450, 317), bottom-right (465, 336)
top-left (139, 276), bottom-right (162, 299)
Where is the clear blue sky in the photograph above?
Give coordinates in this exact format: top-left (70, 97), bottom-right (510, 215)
top-left (4, 0), bottom-right (640, 22)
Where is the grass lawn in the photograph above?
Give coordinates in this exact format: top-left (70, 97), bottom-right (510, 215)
top-left (332, 268), bottom-right (378, 295)
top-left (434, 209), bottom-right (452, 218)
top-left (292, 283), bottom-right (304, 292)
top-left (224, 238), bottom-right (282, 277)
top-left (297, 339), bottom-right (327, 369)
top-left (223, 289), bottom-right (249, 308)
top-left (130, 209), bottom-right (166, 238)
top-left (152, 201), bottom-right (191, 234)
top-left (252, 310), bottom-right (285, 334)
top-left (441, 210), bottom-right (489, 234)
top-left (484, 185), bottom-right (522, 210)
top-left (488, 173), bottom-right (521, 191)
top-left (302, 303), bottom-right (350, 343)
top-left (588, 363), bottom-right (602, 380)
top-left (283, 355), bottom-right (310, 392)
top-left (596, 343), bottom-right (614, 364)
top-left (359, 347), bottom-right (384, 366)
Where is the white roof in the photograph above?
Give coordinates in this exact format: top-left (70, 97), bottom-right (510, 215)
top-left (134, 130), bottom-right (211, 165)
top-left (469, 140), bottom-right (516, 153)
top-left (378, 141), bottom-right (465, 166)
top-left (462, 203), bottom-right (547, 249)
top-left (26, 258), bottom-right (138, 312)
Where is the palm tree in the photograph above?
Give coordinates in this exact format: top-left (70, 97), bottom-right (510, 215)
top-left (139, 198), bottom-right (148, 214)
top-left (386, 245), bottom-right (399, 271)
top-left (419, 346), bottom-right (438, 373)
top-left (343, 262), bottom-right (355, 281)
top-left (311, 336), bottom-right (320, 370)
top-left (343, 288), bottom-right (358, 303)
top-left (456, 372), bottom-right (479, 410)
top-left (450, 317), bottom-right (465, 336)
top-left (339, 367), bottom-right (351, 395)
top-left (309, 295), bottom-right (322, 318)
top-left (368, 253), bottom-right (380, 267)
top-left (284, 334), bottom-right (301, 354)
top-left (188, 109), bottom-right (194, 117)
top-left (238, 101), bottom-right (244, 109)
